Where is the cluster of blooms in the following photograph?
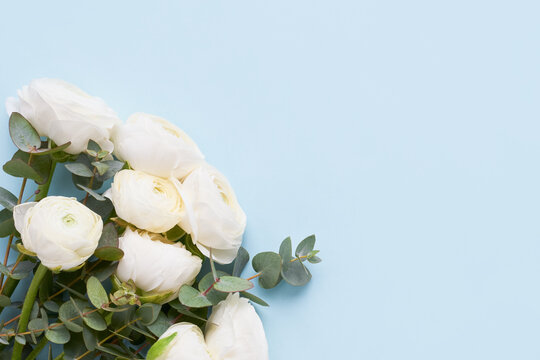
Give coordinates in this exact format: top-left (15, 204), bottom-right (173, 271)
top-left (6, 78), bottom-right (267, 359)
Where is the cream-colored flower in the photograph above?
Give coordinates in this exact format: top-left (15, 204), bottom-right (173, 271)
top-left (176, 165), bottom-right (246, 264)
top-left (206, 293), bottom-right (268, 360)
top-left (116, 228), bottom-right (202, 302)
top-left (112, 113), bottom-right (204, 179)
top-left (110, 170), bottom-right (184, 233)
top-left (6, 78), bottom-right (120, 154)
top-left (148, 323), bottom-right (213, 360)
top-left (13, 196), bottom-right (102, 270)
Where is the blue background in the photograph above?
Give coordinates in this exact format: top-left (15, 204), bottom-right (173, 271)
top-left (1, 1), bottom-right (540, 359)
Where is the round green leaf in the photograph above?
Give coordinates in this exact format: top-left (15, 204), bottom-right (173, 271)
top-left (252, 252), bottom-right (282, 289)
top-left (295, 235), bottom-right (316, 258)
top-left (9, 112), bottom-right (41, 152)
top-left (43, 300), bottom-right (59, 313)
top-left (82, 309), bottom-right (107, 331)
top-left (94, 246), bottom-right (124, 261)
top-left (65, 162), bottom-right (94, 177)
top-left (214, 276), bottom-right (254, 293)
top-left (279, 237), bottom-right (293, 262)
top-left (281, 259), bottom-right (312, 286)
top-left (136, 303), bottom-right (161, 325)
top-left (178, 285), bottom-right (212, 308)
top-left (0, 187), bottom-right (17, 211)
top-left (0, 295), bottom-right (11, 307)
top-left (46, 325), bottom-right (70, 344)
top-left (198, 271), bottom-right (228, 304)
top-left (86, 276), bottom-right (109, 309)
top-left (58, 302), bottom-right (83, 332)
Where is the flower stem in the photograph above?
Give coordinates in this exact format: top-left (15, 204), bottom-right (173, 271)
top-left (25, 336), bottom-right (48, 360)
top-left (11, 263), bottom-right (48, 360)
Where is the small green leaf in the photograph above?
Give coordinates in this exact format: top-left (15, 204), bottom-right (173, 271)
top-left (82, 326), bottom-right (98, 351)
top-left (82, 309), bottom-right (107, 331)
top-left (252, 252), bottom-right (282, 289)
top-left (147, 332), bottom-right (177, 360)
top-left (0, 209), bottom-right (14, 238)
top-left (0, 295), bottom-right (11, 307)
top-left (87, 140), bottom-right (101, 153)
top-left (43, 300), bottom-right (59, 313)
top-left (281, 258), bottom-right (312, 286)
top-left (0, 187), bottom-right (17, 211)
top-left (3, 159), bottom-right (42, 183)
top-left (136, 303), bottom-right (161, 325)
top-left (147, 312), bottom-right (171, 337)
top-left (214, 276), bottom-right (254, 293)
top-left (96, 160), bottom-right (125, 181)
top-left (76, 184), bottom-right (105, 201)
top-left (178, 285), bottom-right (212, 308)
top-left (91, 161), bottom-right (109, 176)
top-left (86, 276), bottom-right (108, 309)
top-left (14, 335), bottom-right (25, 345)
top-left (31, 141), bottom-right (71, 156)
top-left (65, 163), bottom-right (94, 177)
top-left (240, 292), bottom-right (269, 307)
top-left (198, 271), bottom-right (228, 304)
top-left (308, 255), bottom-right (322, 264)
top-left (45, 324), bottom-right (70, 344)
top-left (28, 318), bottom-right (47, 336)
top-left (232, 247), bottom-right (250, 277)
top-left (165, 225), bottom-right (186, 242)
top-left (9, 112), bottom-right (41, 152)
top-left (295, 235), bottom-right (316, 258)
top-left (279, 237), bottom-right (293, 262)
top-left (94, 246), bottom-right (124, 261)
top-left (58, 301), bottom-right (83, 332)
top-left (97, 222), bottom-right (118, 247)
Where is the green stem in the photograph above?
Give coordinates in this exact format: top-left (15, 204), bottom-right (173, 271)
top-left (53, 352), bottom-right (64, 360)
top-left (0, 160), bottom-right (56, 314)
top-left (11, 263), bottom-right (48, 360)
top-left (26, 336), bottom-right (48, 360)
top-left (35, 160), bottom-right (56, 202)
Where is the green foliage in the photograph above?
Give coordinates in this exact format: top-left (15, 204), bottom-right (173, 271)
top-left (8, 112), bottom-right (41, 152)
top-left (178, 285), bottom-right (213, 308)
top-left (281, 258), bottom-right (312, 286)
top-left (295, 234), bottom-right (316, 258)
top-left (252, 252), bottom-right (282, 289)
top-left (232, 247), bottom-right (250, 277)
top-left (86, 276), bottom-right (108, 309)
top-left (214, 276), bottom-right (254, 293)
top-left (0, 186), bottom-right (17, 211)
top-left (0, 209), bottom-right (15, 238)
top-left (136, 303), bottom-right (161, 325)
top-left (94, 223), bottom-right (124, 261)
top-left (198, 271), bottom-right (228, 304)
top-left (45, 325), bottom-right (70, 344)
top-left (3, 150), bottom-right (52, 184)
top-left (240, 292), bottom-right (269, 307)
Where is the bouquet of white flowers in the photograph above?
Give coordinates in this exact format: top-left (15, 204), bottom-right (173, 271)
top-left (0, 79), bottom-right (321, 359)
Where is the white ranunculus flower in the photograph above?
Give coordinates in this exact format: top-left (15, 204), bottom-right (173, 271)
top-left (13, 196), bottom-right (103, 271)
top-left (176, 165), bottom-right (246, 264)
top-left (116, 228), bottom-right (202, 302)
top-left (112, 113), bottom-right (204, 179)
top-left (110, 169), bottom-right (185, 233)
top-left (5, 78), bottom-right (121, 154)
top-left (148, 323), bottom-right (213, 360)
top-left (206, 293), bottom-right (268, 360)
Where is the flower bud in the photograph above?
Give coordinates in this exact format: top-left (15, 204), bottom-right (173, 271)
top-left (13, 196), bottom-right (102, 270)
top-left (6, 78), bottom-right (120, 154)
top-left (206, 293), bottom-right (268, 360)
top-left (112, 113), bottom-right (204, 179)
top-left (110, 170), bottom-right (184, 233)
top-left (147, 323), bottom-right (213, 360)
top-left (115, 228), bottom-right (202, 303)
top-left (177, 165), bottom-right (246, 264)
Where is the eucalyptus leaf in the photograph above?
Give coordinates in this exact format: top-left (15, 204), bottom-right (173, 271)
top-left (3, 159), bottom-right (42, 183)
top-left (178, 285), bottom-right (212, 308)
top-left (45, 324), bottom-right (70, 344)
top-left (30, 141), bottom-right (71, 156)
top-left (0, 209), bottom-right (14, 238)
top-left (252, 252), bottom-right (282, 289)
top-left (65, 162), bottom-right (94, 177)
top-left (96, 160), bottom-right (124, 181)
top-left (58, 301), bottom-right (83, 332)
top-left (146, 312), bottom-right (171, 338)
top-left (295, 235), bottom-right (316, 258)
top-left (279, 237), bottom-right (293, 262)
top-left (0, 187), bottom-right (17, 211)
top-left (82, 325), bottom-right (98, 351)
top-left (136, 303), bottom-right (161, 325)
top-left (91, 161), bottom-right (109, 176)
top-left (4, 151), bottom-right (51, 184)
top-left (198, 271), bottom-right (228, 304)
top-left (0, 295), bottom-right (10, 307)
top-left (232, 247), bottom-right (250, 277)
top-left (82, 308), bottom-right (107, 331)
top-left (43, 301), bottom-right (59, 313)
top-left (8, 112), bottom-right (41, 152)
top-left (281, 258), bottom-right (312, 286)
top-left (94, 247), bottom-right (124, 261)
top-left (77, 184), bottom-right (105, 201)
top-left (214, 276), bottom-right (254, 293)
top-left (240, 292), bottom-right (269, 307)
top-left (86, 276), bottom-right (109, 309)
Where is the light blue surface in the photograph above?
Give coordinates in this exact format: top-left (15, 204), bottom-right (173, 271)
top-left (1, 1), bottom-right (540, 358)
